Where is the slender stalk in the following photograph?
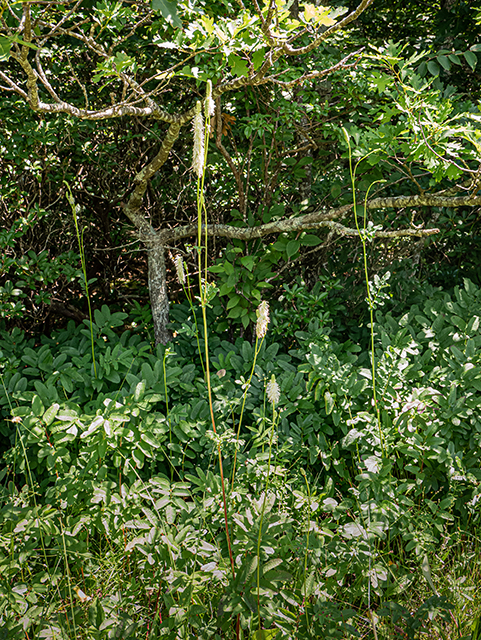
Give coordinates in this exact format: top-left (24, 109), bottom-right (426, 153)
top-left (230, 333), bottom-right (265, 491)
top-left (256, 377), bottom-right (279, 634)
top-left (301, 468), bottom-right (311, 634)
top-left (193, 89), bottom-right (236, 582)
top-left (65, 182), bottom-right (97, 378)
top-left (342, 129), bottom-right (386, 455)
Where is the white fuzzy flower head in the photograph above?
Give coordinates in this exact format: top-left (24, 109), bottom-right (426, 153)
top-left (256, 300), bottom-right (269, 339)
top-left (266, 375), bottom-right (280, 406)
top-left (174, 254), bottom-right (185, 285)
top-left (192, 101), bottom-right (204, 178)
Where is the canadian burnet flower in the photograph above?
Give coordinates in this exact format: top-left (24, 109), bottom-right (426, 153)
top-left (174, 254), bottom-right (185, 285)
top-left (256, 300), bottom-right (269, 339)
top-left (205, 79), bottom-right (215, 119)
top-left (192, 101), bottom-right (204, 178)
top-left (266, 375), bottom-right (280, 406)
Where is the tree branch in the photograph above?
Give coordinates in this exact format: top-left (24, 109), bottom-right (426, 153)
top-left (215, 97), bottom-right (247, 219)
top-left (161, 219), bottom-right (439, 244)
top-left (159, 192), bottom-right (481, 244)
top-left (265, 49), bottom-right (362, 88)
top-left (122, 123), bottom-right (181, 242)
top-left (284, 0), bottom-right (375, 56)
top-left (366, 194), bottom-right (481, 209)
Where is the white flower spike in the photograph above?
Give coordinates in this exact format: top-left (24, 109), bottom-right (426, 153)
top-left (256, 300), bottom-right (269, 339)
top-left (266, 375), bottom-right (280, 406)
top-left (192, 101), bottom-right (204, 178)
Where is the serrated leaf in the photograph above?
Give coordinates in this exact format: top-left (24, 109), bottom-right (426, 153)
top-left (228, 53), bottom-right (249, 77)
top-left (252, 48), bottom-right (265, 71)
top-left (152, 0), bottom-right (182, 28)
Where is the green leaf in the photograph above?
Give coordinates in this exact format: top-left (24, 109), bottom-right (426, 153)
top-left (166, 503), bottom-right (176, 524)
top-left (437, 54), bottom-right (451, 71)
top-left (331, 184), bottom-right (342, 198)
top-left (240, 255), bottom-right (255, 271)
top-left (228, 306), bottom-right (243, 318)
top-left (0, 36), bottom-right (12, 61)
top-left (464, 51), bottom-right (477, 70)
top-left (448, 53), bottom-right (462, 65)
top-left (0, 35), bottom-right (38, 61)
top-left (224, 260), bottom-right (235, 275)
top-left (324, 390), bottom-right (335, 415)
top-left (286, 240), bottom-right (300, 259)
top-left (252, 49), bottom-right (265, 71)
top-left (427, 61), bottom-right (440, 76)
top-left (152, 0), bottom-right (182, 28)
top-left (300, 234), bottom-right (322, 246)
top-left (228, 53), bottom-right (249, 77)
top-left (226, 294), bottom-right (240, 309)
top-left (301, 571), bottom-right (316, 598)
top-left (32, 394), bottom-right (45, 417)
top-left (141, 432), bottom-right (160, 448)
top-left (272, 239), bottom-right (288, 251)
top-left (134, 380), bottom-right (146, 401)
top-left (88, 597), bottom-right (105, 628)
top-left (250, 631), bottom-right (279, 640)
top-left (43, 403), bottom-right (60, 426)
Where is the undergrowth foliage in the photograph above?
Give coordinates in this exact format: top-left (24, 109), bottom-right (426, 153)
top-left (1, 279), bottom-right (481, 638)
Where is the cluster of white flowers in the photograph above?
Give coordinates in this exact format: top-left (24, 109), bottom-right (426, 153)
top-left (266, 375), bottom-right (280, 406)
top-left (192, 101), bottom-right (204, 178)
top-left (174, 254), bottom-right (185, 285)
top-left (256, 300), bottom-right (269, 339)
top-left (192, 82), bottom-right (215, 175)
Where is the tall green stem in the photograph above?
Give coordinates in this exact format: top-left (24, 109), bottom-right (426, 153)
top-left (65, 182), bottom-right (97, 378)
top-left (256, 378), bottom-right (279, 633)
top-left (342, 129), bottom-right (385, 455)
top-left (194, 91), bottom-right (236, 582)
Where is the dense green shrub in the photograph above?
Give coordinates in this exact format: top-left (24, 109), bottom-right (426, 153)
top-left (1, 279), bottom-right (480, 637)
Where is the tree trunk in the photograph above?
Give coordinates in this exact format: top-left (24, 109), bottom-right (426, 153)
top-left (148, 243), bottom-right (171, 345)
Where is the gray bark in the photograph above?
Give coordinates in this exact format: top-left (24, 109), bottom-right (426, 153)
top-left (148, 244), bottom-right (171, 345)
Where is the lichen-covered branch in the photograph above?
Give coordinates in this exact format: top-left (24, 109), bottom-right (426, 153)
top-left (160, 191), bottom-right (481, 244)
top-left (122, 122), bottom-right (181, 241)
top-left (120, 122), bottom-right (181, 346)
top-left (367, 194), bottom-right (481, 209)
top-left (161, 218), bottom-right (439, 244)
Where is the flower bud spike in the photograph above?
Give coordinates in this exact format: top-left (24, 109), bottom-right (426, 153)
top-left (205, 79), bottom-right (215, 118)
